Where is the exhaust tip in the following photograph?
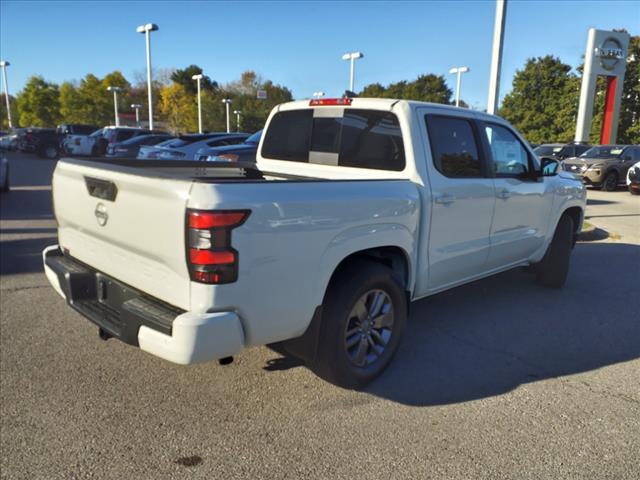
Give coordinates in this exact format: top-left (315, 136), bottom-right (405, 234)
top-left (218, 356), bottom-right (234, 366)
top-left (98, 328), bottom-right (112, 341)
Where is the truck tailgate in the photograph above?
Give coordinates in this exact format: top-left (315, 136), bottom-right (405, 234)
top-left (53, 160), bottom-right (192, 310)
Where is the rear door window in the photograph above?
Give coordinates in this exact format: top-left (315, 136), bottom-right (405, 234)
top-left (425, 115), bottom-right (482, 177)
top-left (261, 109), bottom-right (405, 171)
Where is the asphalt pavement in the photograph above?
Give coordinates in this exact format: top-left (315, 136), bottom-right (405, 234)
top-left (1, 151), bottom-right (639, 479)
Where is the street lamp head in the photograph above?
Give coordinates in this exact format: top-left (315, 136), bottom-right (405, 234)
top-left (313, 91), bottom-right (325, 98)
top-left (136, 23), bottom-right (159, 33)
top-left (0, 61), bottom-right (9, 67)
top-left (107, 86), bottom-right (122, 92)
top-left (221, 98), bottom-right (232, 104)
top-left (342, 52), bottom-right (364, 61)
top-left (192, 74), bottom-right (204, 80)
top-left (131, 104), bottom-right (142, 109)
top-left (449, 66), bottom-right (470, 74)
top-left (233, 110), bottom-right (241, 115)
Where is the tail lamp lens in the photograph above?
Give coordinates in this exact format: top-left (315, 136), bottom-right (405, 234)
top-left (186, 209), bottom-right (250, 284)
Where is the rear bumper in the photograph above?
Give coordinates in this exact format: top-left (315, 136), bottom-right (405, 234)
top-left (42, 245), bottom-right (244, 364)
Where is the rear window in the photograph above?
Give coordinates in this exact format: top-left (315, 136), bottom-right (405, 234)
top-left (261, 109), bottom-right (405, 171)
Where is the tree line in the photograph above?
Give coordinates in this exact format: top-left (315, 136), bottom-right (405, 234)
top-left (1, 32), bottom-right (638, 144)
top-left (0, 66), bottom-right (293, 134)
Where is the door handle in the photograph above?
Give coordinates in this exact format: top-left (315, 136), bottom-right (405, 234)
top-left (497, 189), bottom-right (511, 200)
top-left (434, 194), bottom-right (456, 205)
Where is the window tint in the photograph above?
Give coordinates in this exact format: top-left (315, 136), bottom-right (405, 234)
top-left (633, 147), bottom-right (640, 162)
top-left (484, 124), bottom-right (530, 176)
top-left (338, 110), bottom-right (405, 171)
top-left (425, 116), bottom-right (482, 177)
top-left (261, 110), bottom-right (313, 162)
top-left (262, 109), bottom-right (405, 171)
top-left (116, 131), bottom-right (136, 142)
top-left (576, 145), bottom-right (591, 156)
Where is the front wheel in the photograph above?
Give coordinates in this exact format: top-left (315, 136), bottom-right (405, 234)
top-left (601, 171), bottom-right (618, 191)
top-left (312, 260), bottom-right (407, 389)
top-left (535, 215), bottom-right (574, 288)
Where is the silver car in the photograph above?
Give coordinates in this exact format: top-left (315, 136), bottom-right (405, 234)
top-left (137, 133), bottom-right (249, 160)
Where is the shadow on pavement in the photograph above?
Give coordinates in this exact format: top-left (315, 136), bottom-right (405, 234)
top-left (587, 198), bottom-right (618, 206)
top-left (0, 189), bottom-right (53, 221)
top-left (367, 242), bottom-right (640, 406)
top-left (0, 236), bottom-right (57, 275)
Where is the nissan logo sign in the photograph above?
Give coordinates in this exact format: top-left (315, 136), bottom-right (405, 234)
top-left (595, 37), bottom-right (624, 71)
top-left (94, 203), bottom-right (108, 226)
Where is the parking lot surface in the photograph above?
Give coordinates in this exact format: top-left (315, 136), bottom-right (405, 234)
top-left (1, 152), bottom-right (639, 479)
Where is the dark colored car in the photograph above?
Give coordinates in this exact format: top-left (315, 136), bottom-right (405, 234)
top-left (57, 124), bottom-right (99, 137)
top-left (195, 130), bottom-right (262, 163)
top-left (19, 128), bottom-right (61, 159)
top-left (562, 145), bottom-right (640, 191)
top-left (533, 143), bottom-right (592, 161)
top-left (105, 133), bottom-right (175, 159)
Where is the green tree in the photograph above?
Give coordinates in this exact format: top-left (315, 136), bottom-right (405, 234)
top-left (359, 74), bottom-right (452, 104)
top-left (59, 82), bottom-right (83, 123)
top-left (171, 65), bottom-right (217, 95)
top-left (499, 55), bottom-right (579, 144)
top-left (16, 76), bottom-right (60, 127)
top-left (0, 93), bottom-right (19, 129)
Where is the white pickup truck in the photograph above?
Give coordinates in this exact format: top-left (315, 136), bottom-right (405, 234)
top-left (43, 98), bottom-right (586, 388)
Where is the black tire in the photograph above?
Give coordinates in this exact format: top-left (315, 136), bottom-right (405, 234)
top-left (601, 171), bottom-right (618, 191)
top-left (535, 215), bottom-right (574, 288)
top-left (312, 260), bottom-right (407, 389)
top-left (38, 144), bottom-right (58, 159)
top-left (629, 186), bottom-right (640, 195)
top-left (0, 165), bottom-right (8, 193)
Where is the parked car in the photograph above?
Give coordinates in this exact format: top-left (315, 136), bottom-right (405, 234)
top-left (626, 160), bottom-right (640, 195)
top-left (65, 127), bottom-right (152, 156)
top-left (0, 132), bottom-right (20, 151)
top-left (57, 124), bottom-right (99, 137)
top-left (137, 133), bottom-right (249, 160)
top-left (19, 128), bottom-right (61, 159)
top-left (534, 143), bottom-right (592, 160)
top-left (105, 133), bottom-right (175, 159)
top-left (43, 97), bottom-right (586, 388)
top-left (0, 152), bottom-right (8, 192)
top-left (196, 130), bottom-right (262, 163)
top-left (562, 144), bottom-right (640, 191)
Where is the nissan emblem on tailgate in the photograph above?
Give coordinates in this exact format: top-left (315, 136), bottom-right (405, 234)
top-left (95, 203), bottom-right (108, 226)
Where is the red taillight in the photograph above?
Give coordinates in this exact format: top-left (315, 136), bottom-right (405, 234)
top-left (309, 98), bottom-right (353, 106)
top-left (186, 209), bottom-right (250, 284)
top-left (189, 249), bottom-right (235, 265)
top-left (188, 211), bottom-right (247, 229)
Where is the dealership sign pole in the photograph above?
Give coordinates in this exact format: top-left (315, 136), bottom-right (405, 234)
top-left (575, 29), bottom-right (629, 145)
top-left (0, 61), bottom-right (12, 129)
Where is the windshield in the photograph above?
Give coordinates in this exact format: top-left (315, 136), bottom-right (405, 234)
top-left (533, 145), bottom-right (563, 156)
top-left (89, 129), bottom-right (104, 138)
top-left (579, 146), bottom-right (624, 158)
top-left (245, 130), bottom-right (262, 145)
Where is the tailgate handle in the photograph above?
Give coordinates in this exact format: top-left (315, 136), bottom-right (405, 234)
top-left (85, 176), bottom-right (118, 202)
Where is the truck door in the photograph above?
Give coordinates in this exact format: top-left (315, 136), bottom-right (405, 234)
top-left (479, 122), bottom-right (553, 269)
top-left (417, 112), bottom-right (496, 292)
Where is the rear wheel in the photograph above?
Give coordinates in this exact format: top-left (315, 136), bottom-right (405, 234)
top-left (535, 215), bottom-right (574, 288)
top-left (40, 145), bottom-right (58, 159)
top-left (601, 171), bottom-right (618, 191)
top-left (312, 260), bottom-right (407, 389)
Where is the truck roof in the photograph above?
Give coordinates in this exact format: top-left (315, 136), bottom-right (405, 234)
top-left (277, 97), bottom-right (503, 123)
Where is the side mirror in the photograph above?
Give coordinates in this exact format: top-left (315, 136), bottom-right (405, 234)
top-left (540, 157), bottom-right (559, 176)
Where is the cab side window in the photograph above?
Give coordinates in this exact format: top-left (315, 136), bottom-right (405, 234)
top-left (425, 115), bottom-right (482, 177)
top-left (483, 124), bottom-right (530, 176)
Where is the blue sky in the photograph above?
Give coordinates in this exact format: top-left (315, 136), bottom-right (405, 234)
top-left (1, 0), bottom-right (638, 109)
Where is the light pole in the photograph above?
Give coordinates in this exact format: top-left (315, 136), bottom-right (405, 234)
top-left (0, 60), bottom-right (12, 129)
top-left (233, 110), bottom-right (242, 132)
top-left (107, 86), bottom-right (122, 126)
top-left (341, 52), bottom-right (364, 92)
top-left (312, 91), bottom-right (325, 99)
top-left (449, 66), bottom-right (470, 107)
top-left (192, 74), bottom-right (203, 133)
top-left (131, 104), bottom-right (142, 127)
top-left (487, 0), bottom-right (507, 114)
top-left (136, 23), bottom-right (159, 130)
top-left (222, 99), bottom-right (232, 133)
